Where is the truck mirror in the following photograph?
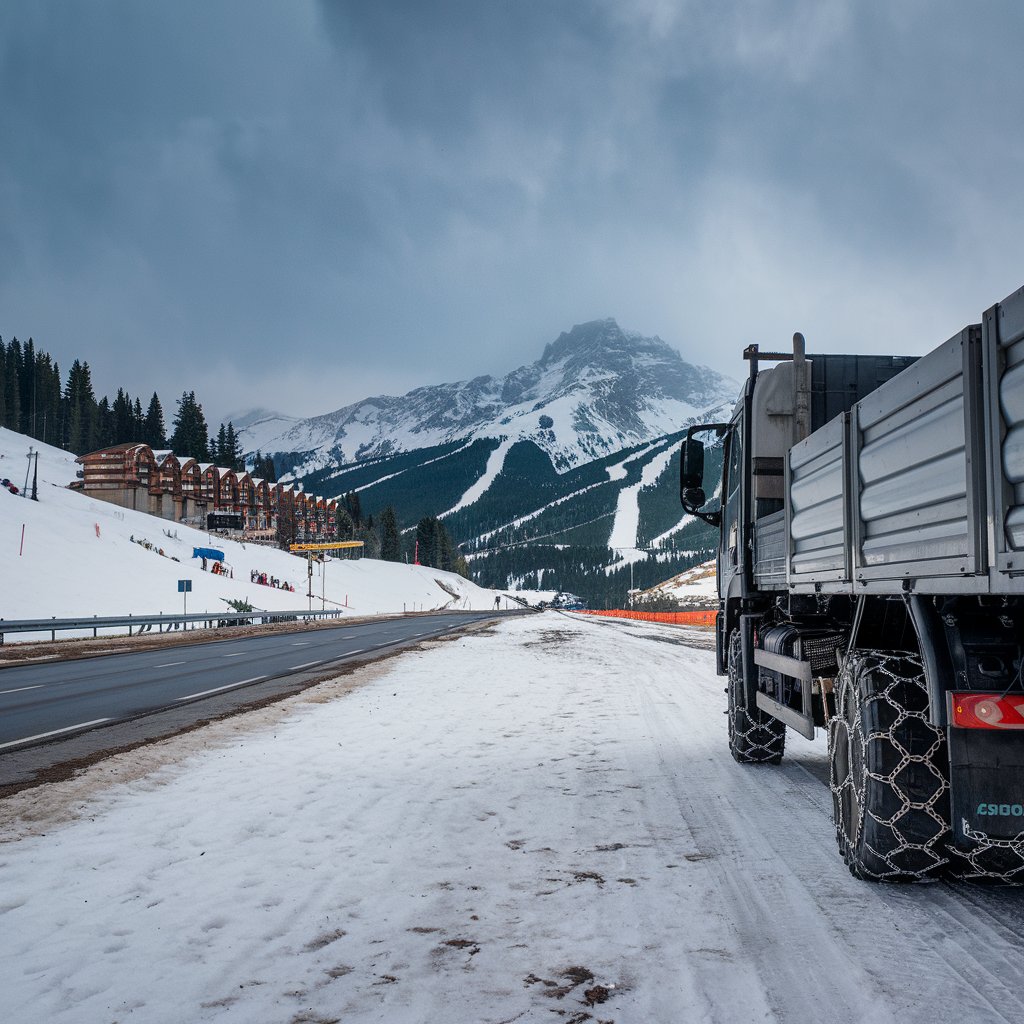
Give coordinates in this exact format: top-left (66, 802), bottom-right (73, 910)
top-left (682, 486), bottom-right (707, 510)
top-left (681, 437), bottom-right (705, 491)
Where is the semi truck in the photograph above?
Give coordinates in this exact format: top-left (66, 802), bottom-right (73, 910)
top-left (680, 283), bottom-right (1024, 882)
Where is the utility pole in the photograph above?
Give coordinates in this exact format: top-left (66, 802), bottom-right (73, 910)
top-left (22, 447), bottom-right (33, 499)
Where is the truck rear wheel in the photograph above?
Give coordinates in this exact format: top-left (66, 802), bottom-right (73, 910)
top-left (727, 629), bottom-right (785, 764)
top-left (829, 650), bottom-right (950, 881)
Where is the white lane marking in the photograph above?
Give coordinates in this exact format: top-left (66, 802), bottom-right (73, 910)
top-left (0, 718), bottom-right (111, 750)
top-left (176, 676), bottom-right (267, 701)
top-left (291, 641), bottom-right (310, 646)
top-left (290, 661), bottom-right (321, 670)
top-left (346, 649), bottom-right (364, 656)
top-left (222, 653), bottom-right (246, 658)
top-left (155, 661), bottom-right (186, 668)
top-left (0, 684), bottom-right (44, 696)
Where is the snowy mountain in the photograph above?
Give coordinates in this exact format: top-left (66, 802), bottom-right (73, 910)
top-left (236, 319), bottom-right (737, 476)
top-left (224, 320), bottom-right (738, 607)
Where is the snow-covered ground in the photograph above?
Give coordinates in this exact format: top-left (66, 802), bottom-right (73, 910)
top-left (638, 559), bottom-right (718, 605)
top-left (3, 614), bottom-right (1022, 1024)
top-left (0, 428), bottom-right (501, 635)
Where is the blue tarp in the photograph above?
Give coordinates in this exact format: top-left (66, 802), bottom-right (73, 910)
top-left (193, 547), bottom-right (226, 561)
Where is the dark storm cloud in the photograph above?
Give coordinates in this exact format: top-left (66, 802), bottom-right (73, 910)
top-left (1, 2), bottom-right (1023, 423)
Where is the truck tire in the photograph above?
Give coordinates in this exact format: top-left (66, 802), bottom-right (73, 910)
top-left (727, 629), bottom-right (785, 764)
top-left (829, 649), bottom-right (950, 881)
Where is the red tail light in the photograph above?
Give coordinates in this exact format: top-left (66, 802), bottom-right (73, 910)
top-left (950, 692), bottom-right (1024, 730)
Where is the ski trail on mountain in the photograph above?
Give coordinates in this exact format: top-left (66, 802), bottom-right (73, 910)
top-left (606, 444), bottom-right (677, 565)
top-left (470, 442), bottom-right (659, 547)
top-left (441, 438), bottom-right (515, 515)
top-left (355, 440), bottom-right (475, 495)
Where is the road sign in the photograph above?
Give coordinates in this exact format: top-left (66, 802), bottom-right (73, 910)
top-left (177, 579), bottom-right (192, 593)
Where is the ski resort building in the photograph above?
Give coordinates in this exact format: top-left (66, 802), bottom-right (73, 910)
top-left (72, 443), bottom-right (338, 542)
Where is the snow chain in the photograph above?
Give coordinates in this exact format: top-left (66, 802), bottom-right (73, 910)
top-left (831, 650), bottom-right (950, 881)
top-left (956, 820), bottom-right (1024, 883)
top-left (727, 631), bottom-right (785, 763)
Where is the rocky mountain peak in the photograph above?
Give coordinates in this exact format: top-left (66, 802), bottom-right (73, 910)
top-left (237, 318), bottom-right (738, 475)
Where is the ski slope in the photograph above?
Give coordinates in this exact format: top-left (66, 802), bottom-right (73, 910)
top-left (2, 614), bottom-right (1022, 1023)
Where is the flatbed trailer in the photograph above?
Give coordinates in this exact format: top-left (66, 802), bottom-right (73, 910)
top-left (681, 283), bottom-right (1024, 881)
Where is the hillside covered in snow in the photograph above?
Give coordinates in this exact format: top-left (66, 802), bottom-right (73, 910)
top-left (0, 428), bottom-right (500, 632)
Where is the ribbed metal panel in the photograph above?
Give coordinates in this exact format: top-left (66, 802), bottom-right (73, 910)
top-left (998, 294), bottom-right (1024, 553)
top-left (754, 509), bottom-right (787, 588)
top-left (854, 330), bottom-right (979, 579)
top-left (789, 414), bottom-right (847, 581)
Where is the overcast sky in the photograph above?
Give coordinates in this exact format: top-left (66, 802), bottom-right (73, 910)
top-left (2, 1), bottom-right (1023, 424)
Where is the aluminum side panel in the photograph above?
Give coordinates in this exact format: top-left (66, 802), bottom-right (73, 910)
top-left (852, 328), bottom-right (983, 581)
top-left (985, 285), bottom-right (1024, 575)
top-left (789, 414), bottom-right (849, 581)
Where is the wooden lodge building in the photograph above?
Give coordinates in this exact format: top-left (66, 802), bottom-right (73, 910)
top-left (72, 443), bottom-right (339, 543)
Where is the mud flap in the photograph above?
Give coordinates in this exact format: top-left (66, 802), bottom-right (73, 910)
top-left (948, 727), bottom-right (1024, 879)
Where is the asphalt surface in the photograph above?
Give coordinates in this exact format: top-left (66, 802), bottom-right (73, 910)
top-left (0, 611), bottom-right (500, 754)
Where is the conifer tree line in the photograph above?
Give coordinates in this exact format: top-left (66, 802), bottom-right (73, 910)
top-left (0, 335), bottom-right (275, 478)
top-left (333, 498), bottom-right (469, 578)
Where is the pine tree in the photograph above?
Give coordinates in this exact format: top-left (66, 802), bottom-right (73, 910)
top-left (112, 388), bottom-right (133, 444)
top-left (6, 339), bottom-right (23, 435)
top-left (169, 391), bottom-right (211, 461)
top-left (379, 505), bottom-right (401, 561)
top-left (335, 507), bottom-right (354, 540)
top-left (225, 421), bottom-right (243, 471)
top-left (345, 491), bottom-right (363, 527)
top-left (143, 393), bottom-right (166, 448)
top-left (64, 359), bottom-right (96, 453)
top-left (20, 337), bottom-right (34, 435)
top-left (95, 396), bottom-right (114, 449)
top-left (132, 396), bottom-right (144, 441)
top-left (214, 423), bottom-right (228, 464)
top-left (0, 339), bottom-right (7, 428)
top-left (416, 516), bottom-right (438, 567)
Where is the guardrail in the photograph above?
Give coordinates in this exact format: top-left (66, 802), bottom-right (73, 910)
top-left (0, 608), bottom-right (346, 644)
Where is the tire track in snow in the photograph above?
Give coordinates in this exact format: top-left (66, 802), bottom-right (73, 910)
top-left (617, 619), bottom-right (1024, 1024)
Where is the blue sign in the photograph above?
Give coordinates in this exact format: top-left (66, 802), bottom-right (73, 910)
top-left (177, 579), bottom-right (192, 593)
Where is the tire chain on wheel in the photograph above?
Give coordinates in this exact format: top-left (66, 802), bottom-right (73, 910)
top-left (953, 820), bottom-right (1024, 883)
top-left (829, 649), bottom-right (950, 881)
top-left (727, 630), bottom-right (785, 764)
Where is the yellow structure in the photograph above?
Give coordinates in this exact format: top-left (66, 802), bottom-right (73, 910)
top-left (289, 541), bottom-right (364, 553)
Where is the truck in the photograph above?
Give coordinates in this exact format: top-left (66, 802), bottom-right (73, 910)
top-left (680, 283), bottom-right (1024, 882)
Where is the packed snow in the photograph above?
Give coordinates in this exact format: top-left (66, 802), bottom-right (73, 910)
top-left (0, 428), bottom-right (501, 636)
top-left (639, 560), bottom-right (718, 605)
top-left (3, 614), bottom-right (1023, 1024)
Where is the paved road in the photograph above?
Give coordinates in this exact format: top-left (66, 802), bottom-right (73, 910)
top-left (0, 612), bottom-right (499, 752)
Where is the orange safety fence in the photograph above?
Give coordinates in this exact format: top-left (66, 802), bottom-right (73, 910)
top-left (580, 609), bottom-right (718, 627)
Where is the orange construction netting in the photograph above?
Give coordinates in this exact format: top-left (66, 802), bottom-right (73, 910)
top-left (579, 609), bottom-right (718, 627)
